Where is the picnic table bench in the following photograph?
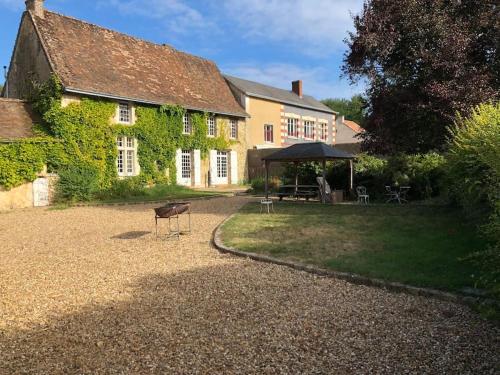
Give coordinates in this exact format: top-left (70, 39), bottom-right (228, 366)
top-left (277, 185), bottom-right (319, 201)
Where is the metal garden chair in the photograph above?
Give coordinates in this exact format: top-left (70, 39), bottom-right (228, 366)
top-left (356, 186), bottom-right (369, 204)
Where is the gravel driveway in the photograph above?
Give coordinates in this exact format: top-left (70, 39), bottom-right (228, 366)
top-left (0, 196), bottom-right (498, 374)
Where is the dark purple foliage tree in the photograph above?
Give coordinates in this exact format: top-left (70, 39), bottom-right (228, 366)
top-left (343, 0), bottom-right (499, 153)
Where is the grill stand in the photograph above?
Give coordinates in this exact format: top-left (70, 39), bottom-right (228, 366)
top-left (155, 206), bottom-right (191, 240)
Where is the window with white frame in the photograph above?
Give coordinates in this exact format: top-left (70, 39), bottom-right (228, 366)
top-left (320, 123), bottom-right (328, 141)
top-left (207, 116), bottom-right (216, 136)
top-left (217, 151), bottom-right (228, 178)
top-left (183, 113), bottom-right (192, 134)
top-left (181, 150), bottom-right (191, 178)
top-left (264, 124), bottom-right (273, 143)
top-left (304, 121), bottom-right (315, 139)
top-left (287, 118), bottom-right (298, 138)
top-left (118, 103), bottom-right (131, 124)
top-left (117, 136), bottom-right (137, 176)
top-left (230, 119), bottom-right (238, 139)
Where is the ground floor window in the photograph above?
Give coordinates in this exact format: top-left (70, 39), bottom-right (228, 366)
top-left (217, 151), bottom-right (228, 178)
top-left (304, 121), bottom-right (315, 139)
top-left (117, 136), bottom-right (138, 176)
top-left (181, 150), bottom-right (191, 179)
top-left (264, 124), bottom-right (273, 143)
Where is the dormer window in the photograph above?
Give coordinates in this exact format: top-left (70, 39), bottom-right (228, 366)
top-left (118, 103), bottom-right (131, 124)
top-left (207, 116), bottom-right (216, 137)
top-left (183, 113), bottom-right (192, 134)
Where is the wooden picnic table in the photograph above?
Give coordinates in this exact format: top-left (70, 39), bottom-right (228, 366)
top-left (277, 185), bottom-right (320, 201)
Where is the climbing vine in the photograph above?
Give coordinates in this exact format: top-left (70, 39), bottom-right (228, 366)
top-left (0, 75), bottom-right (235, 200)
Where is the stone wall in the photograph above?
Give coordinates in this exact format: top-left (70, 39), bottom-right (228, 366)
top-left (0, 170), bottom-right (57, 211)
top-left (5, 13), bottom-right (52, 99)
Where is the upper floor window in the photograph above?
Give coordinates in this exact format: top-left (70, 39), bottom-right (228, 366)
top-left (207, 116), bottom-right (216, 137)
top-left (287, 118), bottom-right (298, 138)
top-left (230, 119), bottom-right (238, 139)
top-left (304, 121), bottom-right (315, 139)
top-left (183, 113), bottom-right (192, 134)
top-left (320, 123), bottom-right (328, 141)
top-left (118, 103), bottom-right (131, 124)
top-left (264, 124), bottom-right (273, 143)
top-left (117, 136), bottom-right (138, 176)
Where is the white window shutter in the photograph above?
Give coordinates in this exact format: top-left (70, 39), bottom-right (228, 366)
top-left (193, 150), bottom-right (201, 187)
top-left (209, 150), bottom-right (217, 186)
top-left (230, 151), bottom-right (238, 184)
top-left (175, 149), bottom-right (182, 185)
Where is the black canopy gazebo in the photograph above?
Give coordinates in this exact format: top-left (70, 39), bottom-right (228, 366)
top-left (262, 142), bottom-right (355, 203)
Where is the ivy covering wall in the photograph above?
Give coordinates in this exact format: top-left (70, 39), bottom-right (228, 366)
top-left (0, 75), bottom-right (234, 198)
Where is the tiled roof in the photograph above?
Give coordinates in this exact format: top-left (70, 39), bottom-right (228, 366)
top-left (224, 75), bottom-right (336, 114)
top-left (343, 120), bottom-right (364, 133)
top-left (31, 11), bottom-right (247, 117)
top-left (0, 99), bottom-right (37, 140)
top-left (262, 142), bottom-right (354, 162)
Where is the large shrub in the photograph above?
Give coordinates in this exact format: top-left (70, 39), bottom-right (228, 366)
top-left (328, 152), bottom-right (445, 201)
top-left (56, 164), bottom-right (100, 202)
top-left (444, 103), bottom-right (500, 294)
top-left (250, 176), bottom-right (280, 193)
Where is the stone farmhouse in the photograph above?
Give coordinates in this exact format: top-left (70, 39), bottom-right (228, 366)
top-left (1, 0), bottom-right (339, 208)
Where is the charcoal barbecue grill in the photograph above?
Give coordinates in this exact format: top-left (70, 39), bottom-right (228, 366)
top-left (154, 202), bottom-right (191, 239)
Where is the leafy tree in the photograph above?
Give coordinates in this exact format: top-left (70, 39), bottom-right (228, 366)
top-left (322, 94), bottom-right (366, 125)
top-left (343, 0), bottom-right (499, 154)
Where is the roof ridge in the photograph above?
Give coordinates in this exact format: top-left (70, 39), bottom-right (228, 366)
top-left (225, 74), bottom-right (296, 96)
top-left (39, 10), bottom-right (214, 65)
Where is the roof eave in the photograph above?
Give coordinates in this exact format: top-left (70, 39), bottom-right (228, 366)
top-left (64, 87), bottom-right (250, 118)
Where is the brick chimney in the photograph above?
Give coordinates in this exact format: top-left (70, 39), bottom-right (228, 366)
top-left (26, 0), bottom-right (44, 18)
top-left (292, 80), bottom-right (303, 98)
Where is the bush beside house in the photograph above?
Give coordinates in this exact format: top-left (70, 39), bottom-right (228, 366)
top-left (444, 103), bottom-right (500, 295)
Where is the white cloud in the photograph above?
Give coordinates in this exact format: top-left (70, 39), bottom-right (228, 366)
top-left (221, 0), bottom-right (364, 56)
top-left (98, 0), bottom-right (217, 36)
top-left (223, 63), bottom-right (364, 99)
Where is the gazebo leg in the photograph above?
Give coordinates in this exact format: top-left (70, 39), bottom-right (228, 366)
top-left (349, 160), bottom-right (354, 196)
top-left (264, 161), bottom-right (270, 200)
top-left (322, 159), bottom-right (327, 204)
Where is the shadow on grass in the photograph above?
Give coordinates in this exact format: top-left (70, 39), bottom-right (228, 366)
top-left (1, 263), bottom-right (498, 374)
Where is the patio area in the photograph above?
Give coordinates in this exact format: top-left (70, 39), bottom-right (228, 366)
top-left (0, 196), bottom-right (498, 373)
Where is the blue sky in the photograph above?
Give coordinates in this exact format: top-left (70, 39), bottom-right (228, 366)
top-left (0, 0), bottom-right (365, 100)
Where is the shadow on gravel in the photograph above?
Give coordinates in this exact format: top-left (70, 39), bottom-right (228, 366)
top-left (112, 231), bottom-right (151, 240)
top-left (1, 263), bottom-right (498, 374)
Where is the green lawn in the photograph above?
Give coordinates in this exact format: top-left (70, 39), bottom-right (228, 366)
top-left (95, 184), bottom-right (225, 204)
top-left (221, 202), bottom-right (486, 293)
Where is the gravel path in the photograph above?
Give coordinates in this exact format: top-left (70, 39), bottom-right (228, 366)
top-left (0, 196), bottom-right (498, 374)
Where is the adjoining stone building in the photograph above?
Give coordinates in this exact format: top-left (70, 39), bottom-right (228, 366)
top-left (335, 116), bottom-right (364, 154)
top-left (0, 98), bottom-right (57, 210)
top-left (3, 0), bottom-right (249, 188)
top-left (224, 75), bottom-right (338, 179)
